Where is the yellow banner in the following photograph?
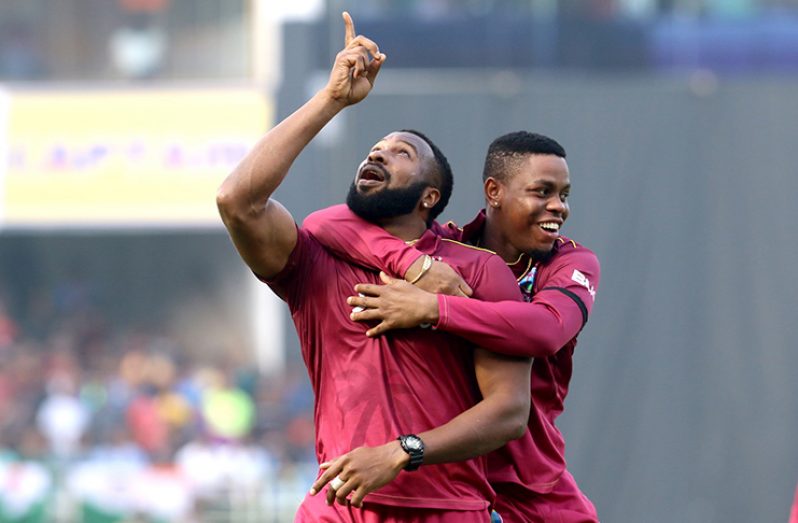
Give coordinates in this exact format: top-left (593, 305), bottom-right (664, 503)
top-left (4, 88), bottom-right (272, 226)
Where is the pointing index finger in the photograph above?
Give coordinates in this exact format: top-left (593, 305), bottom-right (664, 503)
top-left (343, 11), bottom-right (356, 46)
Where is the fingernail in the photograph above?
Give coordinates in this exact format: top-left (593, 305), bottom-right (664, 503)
top-left (309, 488), bottom-right (316, 495)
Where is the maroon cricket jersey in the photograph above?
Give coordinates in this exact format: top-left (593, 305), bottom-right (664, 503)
top-left (266, 225), bottom-right (522, 511)
top-left (304, 205), bottom-right (601, 502)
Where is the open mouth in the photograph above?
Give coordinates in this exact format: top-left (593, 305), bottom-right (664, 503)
top-left (539, 222), bottom-right (561, 235)
top-left (357, 163), bottom-right (387, 187)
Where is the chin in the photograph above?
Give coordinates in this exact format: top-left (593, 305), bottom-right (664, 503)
top-left (526, 240), bottom-right (553, 252)
top-left (526, 245), bottom-right (556, 263)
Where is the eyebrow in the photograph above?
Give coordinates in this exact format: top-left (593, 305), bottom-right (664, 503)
top-left (397, 140), bottom-right (419, 154)
top-left (372, 139), bottom-right (419, 155)
top-left (531, 179), bottom-right (571, 190)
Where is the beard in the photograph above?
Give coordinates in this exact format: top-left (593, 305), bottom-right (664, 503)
top-left (346, 179), bottom-right (428, 223)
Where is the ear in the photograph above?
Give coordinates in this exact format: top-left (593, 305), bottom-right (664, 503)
top-left (421, 186), bottom-right (441, 211)
top-left (484, 177), bottom-right (503, 209)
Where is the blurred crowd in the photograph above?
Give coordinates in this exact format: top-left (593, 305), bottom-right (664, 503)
top-left (0, 279), bottom-right (316, 522)
top-left (4, 0), bottom-right (798, 83)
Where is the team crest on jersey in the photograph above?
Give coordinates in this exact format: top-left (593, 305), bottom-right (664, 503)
top-left (571, 269), bottom-right (596, 299)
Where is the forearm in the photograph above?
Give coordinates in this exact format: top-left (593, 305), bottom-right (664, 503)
top-left (304, 204), bottom-right (424, 276)
top-left (215, 92), bottom-right (344, 278)
top-left (310, 393), bottom-right (527, 508)
top-left (436, 295), bottom-right (583, 358)
top-left (418, 392), bottom-right (528, 465)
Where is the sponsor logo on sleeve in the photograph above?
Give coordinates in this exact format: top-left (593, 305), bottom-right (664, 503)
top-left (571, 269), bottom-right (596, 299)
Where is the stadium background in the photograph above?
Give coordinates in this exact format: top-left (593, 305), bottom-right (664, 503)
top-left (1, 0), bottom-right (797, 521)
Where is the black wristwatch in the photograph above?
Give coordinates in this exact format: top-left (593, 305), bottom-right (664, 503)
top-left (397, 434), bottom-right (425, 471)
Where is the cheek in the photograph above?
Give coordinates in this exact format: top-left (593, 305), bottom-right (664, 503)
top-left (507, 211), bottom-right (533, 234)
top-left (507, 199), bottom-right (536, 221)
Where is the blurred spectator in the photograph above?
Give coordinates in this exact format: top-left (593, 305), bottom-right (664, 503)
top-left (200, 368), bottom-right (255, 442)
top-left (109, 0), bottom-right (170, 80)
top-left (126, 385), bottom-right (170, 458)
top-left (36, 373), bottom-right (90, 459)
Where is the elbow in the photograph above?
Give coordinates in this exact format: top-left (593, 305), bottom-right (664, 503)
top-left (496, 396), bottom-right (531, 442)
top-left (216, 179), bottom-right (250, 226)
top-left (507, 404), bottom-right (530, 441)
top-left (216, 182), bottom-right (235, 217)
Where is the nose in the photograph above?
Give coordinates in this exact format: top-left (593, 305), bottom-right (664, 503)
top-left (546, 196), bottom-right (568, 216)
top-left (367, 149), bottom-right (386, 163)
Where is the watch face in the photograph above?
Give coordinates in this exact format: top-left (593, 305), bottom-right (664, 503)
top-left (405, 436), bottom-right (422, 450)
top-left (399, 434), bottom-right (424, 471)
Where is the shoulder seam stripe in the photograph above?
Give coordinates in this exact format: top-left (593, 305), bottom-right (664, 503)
top-left (541, 286), bottom-right (588, 327)
top-left (556, 238), bottom-right (577, 248)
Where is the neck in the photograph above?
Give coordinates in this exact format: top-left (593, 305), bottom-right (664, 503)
top-left (482, 208), bottom-right (522, 263)
top-left (380, 215), bottom-right (428, 242)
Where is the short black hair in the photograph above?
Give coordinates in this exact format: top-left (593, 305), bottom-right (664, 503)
top-left (400, 129), bottom-right (453, 223)
top-left (482, 131), bottom-right (566, 183)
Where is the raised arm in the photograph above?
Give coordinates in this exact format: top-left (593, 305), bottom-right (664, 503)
top-left (311, 349), bottom-right (531, 507)
top-left (304, 205), bottom-right (473, 295)
top-left (215, 13), bottom-right (384, 279)
top-left (349, 248), bottom-right (601, 358)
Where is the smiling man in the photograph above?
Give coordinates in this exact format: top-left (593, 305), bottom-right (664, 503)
top-left (216, 13), bottom-right (533, 522)
top-left (304, 131), bottom-right (601, 522)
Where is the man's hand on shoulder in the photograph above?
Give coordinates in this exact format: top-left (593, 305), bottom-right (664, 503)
top-left (348, 272), bottom-right (440, 336)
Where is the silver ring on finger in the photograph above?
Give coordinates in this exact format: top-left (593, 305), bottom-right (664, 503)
top-left (330, 476), bottom-right (345, 491)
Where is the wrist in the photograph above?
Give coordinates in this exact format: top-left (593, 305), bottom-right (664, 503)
top-left (403, 254), bottom-right (425, 282)
top-left (406, 255), bottom-right (432, 285)
top-left (316, 89), bottom-right (348, 114)
top-left (423, 293), bottom-right (440, 325)
top-left (397, 434), bottom-right (425, 471)
top-left (385, 440), bottom-right (410, 471)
